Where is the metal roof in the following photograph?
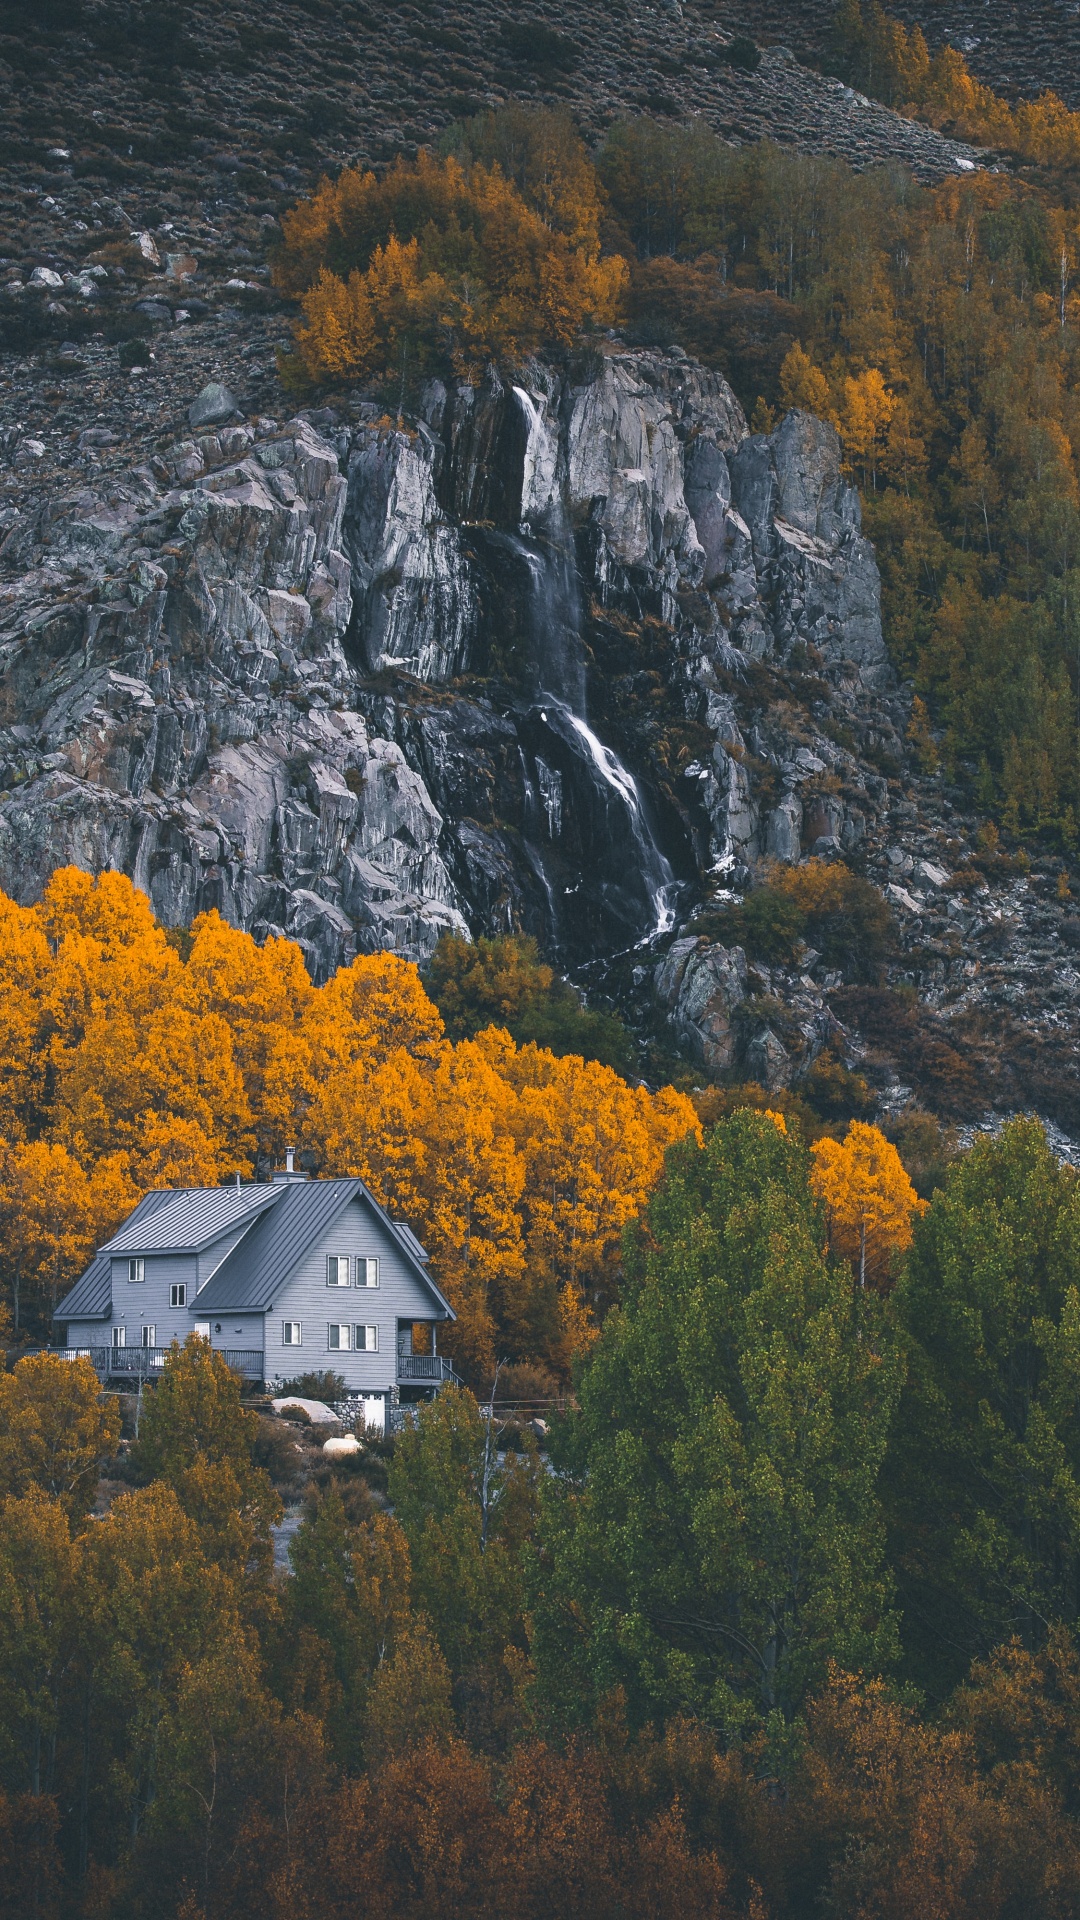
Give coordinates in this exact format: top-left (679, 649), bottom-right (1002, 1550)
top-left (393, 1220), bottom-right (430, 1263)
top-left (100, 1183), bottom-right (282, 1254)
top-left (54, 1178), bottom-right (453, 1325)
top-left (55, 1189), bottom-right (176, 1320)
top-left (191, 1178), bottom-right (455, 1318)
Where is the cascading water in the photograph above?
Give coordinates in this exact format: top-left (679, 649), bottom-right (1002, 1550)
top-left (508, 386), bottom-right (680, 951)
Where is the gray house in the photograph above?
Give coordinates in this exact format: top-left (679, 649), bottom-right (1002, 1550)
top-left (54, 1161), bottom-right (457, 1429)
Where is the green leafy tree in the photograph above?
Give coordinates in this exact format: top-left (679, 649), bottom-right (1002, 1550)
top-left (0, 1490), bottom-right (79, 1797)
top-left (426, 933), bottom-right (635, 1074)
top-left (885, 1118), bottom-right (1080, 1700)
top-left (532, 1111), bottom-right (904, 1735)
top-left (0, 1353), bottom-right (120, 1518)
top-left (133, 1337), bottom-right (281, 1583)
top-left (363, 1618), bottom-right (455, 1765)
top-left (388, 1387), bottom-right (539, 1742)
top-left (84, 1482), bottom-right (246, 1844)
top-left (286, 1489), bottom-right (413, 1771)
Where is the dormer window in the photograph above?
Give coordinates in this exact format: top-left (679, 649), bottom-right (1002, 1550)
top-left (327, 1255), bottom-right (350, 1287)
top-left (128, 1258), bottom-right (145, 1284)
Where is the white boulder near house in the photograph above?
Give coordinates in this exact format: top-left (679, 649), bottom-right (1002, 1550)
top-left (53, 1160), bottom-right (457, 1433)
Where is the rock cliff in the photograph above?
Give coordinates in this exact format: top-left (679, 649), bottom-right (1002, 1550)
top-left (0, 346), bottom-right (890, 977)
top-left (6, 338), bottom-right (1080, 1136)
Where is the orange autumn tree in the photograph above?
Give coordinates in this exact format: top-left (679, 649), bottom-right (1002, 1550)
top-left (810, 1120), bottom-right (927, 1289)
top-left (274, 143), bottom-right (627, 386)
top-left (0, 869), bottom-right (697, 1370)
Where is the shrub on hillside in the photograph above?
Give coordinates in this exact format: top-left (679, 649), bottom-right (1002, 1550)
top-left (425, 932), bottom-right (636, 1074)
top-left (695, 860), bottom-right (893, 984)
top-left (274, 136), bottom-right (627, 386)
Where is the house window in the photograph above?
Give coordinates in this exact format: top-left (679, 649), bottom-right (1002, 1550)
top-left (327, 1255), bottom-right (351, 1287)
top-left (170, 1283), bottom-right (187, 1308)
top-left (141, 1325), bottom-right (156, 1348)
top-left (194, 1321), bottom-right (211, 1341)
top-left (283, 1322), bottom-right (302, 1346)
top-left (355, 1324), bottom-right (379, 1352)
top-left (357, 1257), bottom-right (379, 1289)
top-left (327, 1323), bottom-right (352, 1351)
top-left (128, 1257), bottom-right (145, 1284)
top-left (112, 1326), bottom-right (126, 1348)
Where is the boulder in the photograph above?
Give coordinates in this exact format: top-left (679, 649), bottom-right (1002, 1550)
top-left (189, 381), bottom-right (240, 429)
top-left (272, 1396), bottom-right (338, 1423)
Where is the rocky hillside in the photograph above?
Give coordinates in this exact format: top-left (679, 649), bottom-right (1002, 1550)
top-left (5, 333), bottom-right (1080, 1137)
top-left (735, 0), bottom-right (1080, 113)
top-left (3, 1), bottom-right (1080, 1141)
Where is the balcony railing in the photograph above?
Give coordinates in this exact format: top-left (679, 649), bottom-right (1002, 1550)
top-left (397, 1352), bottom-right (460, 1386)
top-left (50, 1346), bottom-right (264, 1381)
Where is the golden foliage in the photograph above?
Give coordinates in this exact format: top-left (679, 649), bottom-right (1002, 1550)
top-left (275, 147), bottom-right (627, 385)
top-left (830, 0), bottom-right (1080, 169)
top-left (0, 870), bottom-right (697, 1374)
top-left (811, 1119), bottom-right (928, 1287)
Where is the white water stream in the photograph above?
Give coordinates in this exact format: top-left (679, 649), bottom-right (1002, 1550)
top-left (511, 387), bottom-right (680, 945)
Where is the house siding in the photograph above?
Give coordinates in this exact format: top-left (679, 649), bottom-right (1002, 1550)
top-left (267, 1196), bottom-right (439, 1393)
top-left (109, 1252), bottom-right (198, 1349)
top-left (64, 1321), bottom-right (107, 1348)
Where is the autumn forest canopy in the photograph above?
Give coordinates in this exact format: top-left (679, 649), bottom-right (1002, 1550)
top-left (2, 870), bottom-right (1080, 1912)
top-left (275, 16), bottom-right (1080, 845)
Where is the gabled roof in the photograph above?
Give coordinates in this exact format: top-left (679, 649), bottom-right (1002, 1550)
top-left (188, 1178), bottom-right (455, 1318)
top-left (55, 1177), bottom-right (454, 1326)
top-left (393, 1220), bottom-right (430, 1263)
top-left (100, 1183), bottom-right (282, 1254)
top-left (55, 1189), bottom-right (177, 1320)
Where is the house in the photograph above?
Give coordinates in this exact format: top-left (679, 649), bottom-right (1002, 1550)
top-left (53, 1158), bottom-right (458, 1430)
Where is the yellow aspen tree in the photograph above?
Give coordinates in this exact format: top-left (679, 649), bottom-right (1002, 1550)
top-left (810, 1120), bottom-right (927, 1288)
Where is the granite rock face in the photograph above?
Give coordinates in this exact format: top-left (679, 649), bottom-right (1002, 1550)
top-left (0, 344), bottom-right (892, 984)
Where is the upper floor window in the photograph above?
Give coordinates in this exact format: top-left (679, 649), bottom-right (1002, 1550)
top-left (141, 1325), bottom-right (156, 1348)
top-left (128, 1257), bottom-right (145, 1284)
top-left (357, 1257), bottom-right (379, 1289)
top-left (327, 1255), bottom-right (351, 1287)
top-left (355, 1324), bottom-right (379, 1352)
top-left (283, 1322), bottom-right (302, 1346)
top-left (170, 1283), bottom-right (187, 1308)
top-left (328, 1323), bottom-right (352, 1351)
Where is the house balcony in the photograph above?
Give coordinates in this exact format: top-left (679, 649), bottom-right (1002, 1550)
top-left (49, 1346), bottom-right (264, 1382)
top-left (397, 1352), bottom-right (460, 1387)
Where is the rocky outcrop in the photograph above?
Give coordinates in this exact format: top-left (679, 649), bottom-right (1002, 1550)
top-left (0, 346), bottom-right (893, 984)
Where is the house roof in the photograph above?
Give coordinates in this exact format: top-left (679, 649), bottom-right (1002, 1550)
top-left (195, 1177), bottom-right (454, 1318)
top-left (55, 1189), bottom-right (177, 1319)
top-left (393, 1220), bottom-right (430, 1263)
top-left (100, 1182), bottom-right (282, 1255)
top-left (56, 1177), bottom-right (454, 1326)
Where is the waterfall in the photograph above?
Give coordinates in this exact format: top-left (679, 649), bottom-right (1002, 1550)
top-left (506, 387), bottom-right (682, 951)
top-left (536, 699), bottom-right (678, 941)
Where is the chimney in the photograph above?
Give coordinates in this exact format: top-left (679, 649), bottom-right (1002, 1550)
top-left (272, 1147), bottom-right (309, 1185)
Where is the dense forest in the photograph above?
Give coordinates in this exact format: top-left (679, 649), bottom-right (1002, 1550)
top-left (2, 1107), bottom-right (1080, 1917)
